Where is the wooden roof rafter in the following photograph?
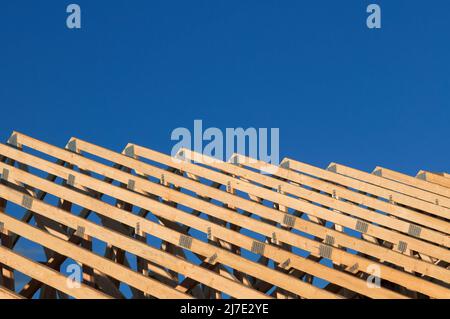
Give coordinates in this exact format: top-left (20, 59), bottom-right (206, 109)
top-left (0, 131), bottom-right (448, 299)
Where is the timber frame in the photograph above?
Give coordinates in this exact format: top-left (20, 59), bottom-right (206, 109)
top-left (0, 132), bottom-right (448, 299)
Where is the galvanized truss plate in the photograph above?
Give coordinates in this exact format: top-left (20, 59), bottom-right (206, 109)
top-left (398, 241), bottom-right (408, 253)
top-left (179, 235), bottom-right (193, 249)
top-left (127, 179), bottom-right (135, 191)
top-left (160, 174), bottom-right (165, 185)
top-left (207, 227), bottom-right (212, 240)
top-left (66, 140), bottom-right (77, 153)
top-left (226, 181), bottom-right (232, 193)
top-left (208, 253), bottom-right (218, 264)
top-left (356, 220), bottom-right (369, 233)
top-left (408, 224), bottom-right (422, 238)
top-left (76, 226), bottom-right (85, 237)
top-left (272, 232), bottom-right (277, 244)
top-left (230, 155), bottom-right (239, 165)
top-left (283, 214), bottom-right (295, 227)
top-left (325, 235), bottom-right (335, 246)
top-left (372, 169), bottom-right (382, 177)
top-left (319, 244), bottom-right (332, 259)
top-left (280, 258), bottom-right (291, 269)
top-left (388, 195), bottom-right (394, 204)
top-left (7, 133), bottom-right (18, 147)
top-left (124, 145), bottom-right (135, 158)
top-left (332, 189), bottom-right (337, 199)
top-left (348, 263), bottom-right (359, 273)
top-left (280, 161), bottom-right (290, 169)
top-left (135, 222), bottom-right (141, 236)
top-left (251, 241), bottom-right (265, 255)
top-left (176, 150), bottom-right (186, 161)
top-left (22, 195), bottom-right (33, 210)
top-left (1, 168), bottom-right (9, 181)
top-left (327, 164), bottom-right (337, 173)
top-left (67, 174), bottom-right (76, 186)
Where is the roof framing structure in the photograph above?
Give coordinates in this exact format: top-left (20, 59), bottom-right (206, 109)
top-left (0, 132), bottom-right (448, 299)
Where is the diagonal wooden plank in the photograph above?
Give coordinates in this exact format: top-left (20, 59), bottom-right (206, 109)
top-left (0, 213), bottom-right (191, 299)
top-left (0, 286), bottom-right (25, 299)
top-left (0, 183), bottom-right (272, 299)
top-left (0, 246), bottom-right (111, 299)
top-left (373, 166), bottom-right (450, 198)
top-left (330, 162), bottom-right (450, 213)
top-left (417, 171), bottom-right (450, 189)
top-left (1, 136), bottom-right (445, 297)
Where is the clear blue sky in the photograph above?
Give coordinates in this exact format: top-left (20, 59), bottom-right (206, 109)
top-left (1, 1), bottom-right (449, 174)
top-left (1, 0), bottom-right (449, 297)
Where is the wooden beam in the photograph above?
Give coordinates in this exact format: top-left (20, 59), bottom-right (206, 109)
top-left (0, 159), bottom-right (345, 299)
top-left (259, 156), bottom-right (449, 235)
top-left (0, 141), bottom-right (413, 298)
top-left (1, 131), bottom-right (448, 299)
top-left (0, 213), bottom-right (191, 299)
top-left (164, 149), bottom-right (449, 260)
top-left (0, 184), bottom-right (272, 299)
top-left (0, 246), bottom-right (110, 299)
top-left (417, 171), bottom-right (450, 189)
top-left (0, 137), bottom-right (443, 297)
top-left (374, 167), bottom-right (450, 198)
top-left (329, 163), bottom-right (450, 214)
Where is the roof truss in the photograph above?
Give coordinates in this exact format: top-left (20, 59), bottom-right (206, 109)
top-left (0, 132), bottom-right (449, 299)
